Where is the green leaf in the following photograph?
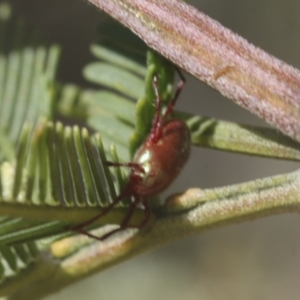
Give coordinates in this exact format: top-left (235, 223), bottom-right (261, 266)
top-left (90, 44), bottom-right (147, 77)
top-left (0, 7), bottom-right (60, 162)
top-left (94, 20), bottom-right (148, 69)
top-left (83, 22), bottom-right (178, 158)
top-left (0, 242), bottom-right (39, 284)
top-left (83, 62), bottom-right (144, 99)
top-left (0, 121), bottom-right (137, 245)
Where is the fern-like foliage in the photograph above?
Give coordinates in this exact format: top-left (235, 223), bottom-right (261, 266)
top-left (0, 121), bottom-right (128, 245)
top-left (0, 3), bottom-right (60, 285)
top-left (77, 21), bottom-right (176, 157)
top-left (0, 5), bottom-right (59, 163)
top-left (0, 3), bottom-right (299, 299)
top-left (0, 4), bottom-right (177, 287)
top-left (0, 4), bottom-right (123, 285)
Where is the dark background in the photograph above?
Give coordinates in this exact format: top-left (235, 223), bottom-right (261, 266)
top-left (7, 1), bottom-right (300, 299)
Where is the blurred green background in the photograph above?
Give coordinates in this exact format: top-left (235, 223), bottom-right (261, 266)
top-left (7, 0), bottom-right (300, 299)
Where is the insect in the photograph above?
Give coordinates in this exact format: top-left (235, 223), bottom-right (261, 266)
top-left (72, 68), bottom-right (191, 240)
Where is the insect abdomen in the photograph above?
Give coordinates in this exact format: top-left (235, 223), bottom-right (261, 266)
top-left (131, 119), bottom-right (190, 196)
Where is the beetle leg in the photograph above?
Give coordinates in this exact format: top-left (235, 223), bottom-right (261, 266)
top-left (162, 67), bottom-right (186, 122)
top-left (138, 200), bottom-right (151, 228)
top-left (98, 196), bottom-right (142, 240)
top-left (150, 74), bottom-right (163, 143)
top-left (99, 196), bottom-right (152, 240)
top-left (69, 189), bottom-right (130, 233)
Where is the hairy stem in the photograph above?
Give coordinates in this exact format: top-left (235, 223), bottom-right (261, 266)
top-left (5, 170), bottom-right (299, 299)
top-left (88, 0), bottom-right (300, 142)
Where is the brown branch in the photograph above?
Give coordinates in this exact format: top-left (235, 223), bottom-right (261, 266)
top-left (6, 170), bottom-right (300, 299)
top-left (88, 0), bottom-right (300, 142)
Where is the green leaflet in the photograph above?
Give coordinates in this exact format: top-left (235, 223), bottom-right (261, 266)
top-left (0, 121), bottom-right (130, 245)
top-left (0, 12), bottom-right (60, 162)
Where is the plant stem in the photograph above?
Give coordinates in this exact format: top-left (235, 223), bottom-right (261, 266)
top-left (88, 0), bottom-right (300, 142)
top-left (6, 169), bottom-right (299, 299)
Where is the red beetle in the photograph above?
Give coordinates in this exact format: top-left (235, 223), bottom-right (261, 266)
top-left (73, 69), bottom-right (190, 240)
